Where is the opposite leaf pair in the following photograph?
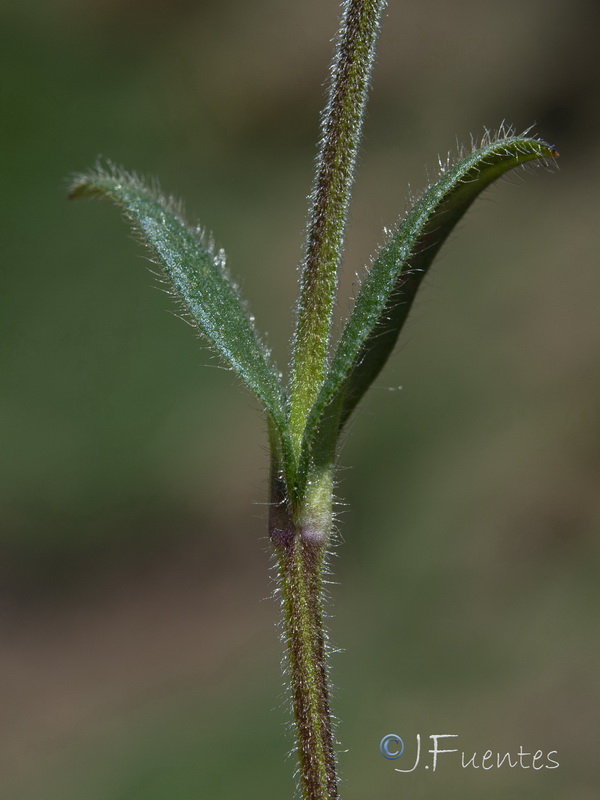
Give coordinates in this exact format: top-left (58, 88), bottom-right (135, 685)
top-left (69, 5), bottom-right (558, 799)
top-left (69, 131), bottom-right (557, 508)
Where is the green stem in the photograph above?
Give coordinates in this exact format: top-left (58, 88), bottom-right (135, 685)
top-left (289, 0), bottom-right (386, 452)
top-left (270, 467), bottom-right (337, 800)
top-left (277, 3), bottom-right (387, 794)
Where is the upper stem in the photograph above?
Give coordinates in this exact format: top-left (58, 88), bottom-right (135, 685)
top-left (289, 0), bottom-right (387, 452)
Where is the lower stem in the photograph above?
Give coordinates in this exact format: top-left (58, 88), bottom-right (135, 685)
top-left (270, 471), bottom-right (338, 800)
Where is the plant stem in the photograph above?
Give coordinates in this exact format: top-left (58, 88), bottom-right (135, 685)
top-left (289, 0), bottom-right (386, 452)
top-left (270, 467), bottom-right (337, 800)
top-left (277, 3), bottom-right (386, 795)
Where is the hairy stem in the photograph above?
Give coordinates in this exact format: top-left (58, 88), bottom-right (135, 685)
top-left (270, 468), bottom-right (337, 800)
top-left (289, 0), bottom-right (386, 451)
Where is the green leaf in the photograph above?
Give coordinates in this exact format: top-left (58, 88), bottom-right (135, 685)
top-left (69, 164), bottom-right (296, 481)
top-left (299, 131), bottom-right (558, 485)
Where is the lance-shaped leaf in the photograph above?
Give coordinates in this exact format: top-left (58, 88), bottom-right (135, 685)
top-left (69, 165), bottom-right (295, 477)
top-left (298, 132), bottom-right (558, 484)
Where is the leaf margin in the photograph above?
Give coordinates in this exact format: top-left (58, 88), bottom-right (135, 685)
top-left (297, 128), bottom-right (558, 489)
top-left (69, 162), bottom-right (297, 488)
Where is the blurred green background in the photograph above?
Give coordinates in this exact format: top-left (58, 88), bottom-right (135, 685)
top-left (1, 0), bottom-right (599, 797)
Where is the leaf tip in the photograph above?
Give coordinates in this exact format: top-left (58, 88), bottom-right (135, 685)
top-left (67, 160), bottom-right (134, 202)
top-left (67, 175), bottom-right (95, 201)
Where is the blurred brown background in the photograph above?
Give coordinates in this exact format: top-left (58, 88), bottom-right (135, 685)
top-left (1, 0), bottom-right (599, 798)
